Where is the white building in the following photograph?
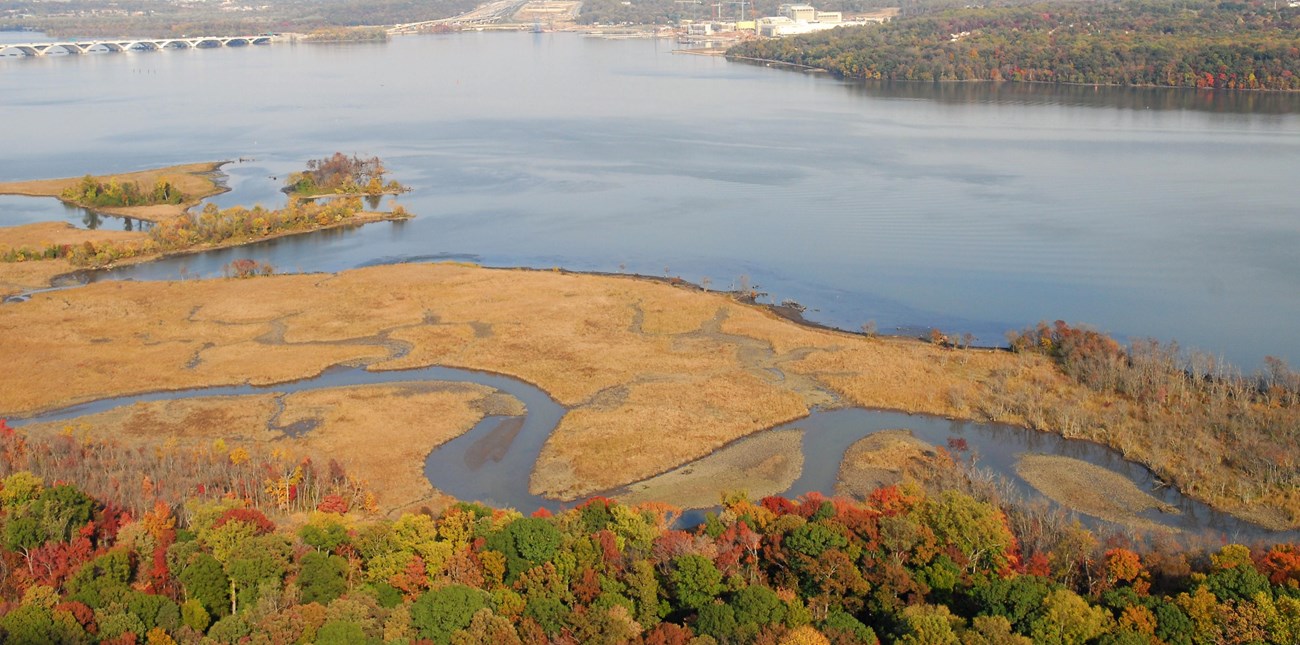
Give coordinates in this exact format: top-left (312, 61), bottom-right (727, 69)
top-left (779, 4), bottom-right (816, 22)
top-left (757, 5), bottom-right (845, 36)
top-left (687, 22), bottom-right (713, 36)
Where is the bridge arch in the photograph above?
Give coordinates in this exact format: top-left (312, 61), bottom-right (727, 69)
top-left (40, 43), bottom-right (84, 55)
top-left (0, 45), bottom-right (40, 57)
top-left (81, 43), bottom-right (125, 53)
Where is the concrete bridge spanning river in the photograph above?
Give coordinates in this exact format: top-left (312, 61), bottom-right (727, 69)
top-left (1, 34), bottom-right (278, 57)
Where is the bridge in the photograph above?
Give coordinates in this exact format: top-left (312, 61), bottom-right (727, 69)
top-left (0, 35), bottom-right (278, 58)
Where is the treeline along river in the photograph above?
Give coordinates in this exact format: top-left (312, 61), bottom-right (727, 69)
top-left (3, 31), bottom-right (1300, 370)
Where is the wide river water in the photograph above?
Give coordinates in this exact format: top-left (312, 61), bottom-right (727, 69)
top-left (3, 31), bottom-right (1299, 369)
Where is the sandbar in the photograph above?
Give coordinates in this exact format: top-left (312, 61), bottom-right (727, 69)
top-left (617, 429), bottom-right (804, 509)
top-left (1016, 453), bottom-right (1179, 533)
top-left (834, 429), bottom-right (943, 500)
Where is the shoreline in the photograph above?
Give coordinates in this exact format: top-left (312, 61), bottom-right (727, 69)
top-left (0, 161), bottom-right (412, 298)
top-left (727, 54), bottom-right (1300, 93)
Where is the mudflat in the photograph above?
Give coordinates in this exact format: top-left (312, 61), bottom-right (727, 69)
top-left (617, 429), bottom-right (805, 509)
top-left (834, 429), bottom-right (944, 500)
top-left (1016, 453), bottom-right (1180, 533)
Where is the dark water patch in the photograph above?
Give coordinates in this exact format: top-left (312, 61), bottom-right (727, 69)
top-left (355, 252), bottom-right (484, 268)
top-left (462, 416), bottom-right (526, 470)
top-left (275, 418), bottom-right (321, 438)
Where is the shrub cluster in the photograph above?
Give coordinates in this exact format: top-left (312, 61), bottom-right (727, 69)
top-left (61, 176), bottom-right (186, 208)
top-left (285, 153), bottom-right (405, 197)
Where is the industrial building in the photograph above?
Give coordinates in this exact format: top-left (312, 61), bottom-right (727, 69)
top-left (756, 4), bottom-right (845, 37)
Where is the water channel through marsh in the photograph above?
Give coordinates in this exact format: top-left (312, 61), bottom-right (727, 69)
top-left (8, 362), bottom-right (1293, 542)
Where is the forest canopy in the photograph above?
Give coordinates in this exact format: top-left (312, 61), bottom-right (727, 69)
top-left (0, 420), bottom-right (1297, 645)
top-left (729, 0), bottom-right (1300, 90)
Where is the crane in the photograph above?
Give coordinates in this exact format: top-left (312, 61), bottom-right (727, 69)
top-left (674, 0), bottom-right (701, 22)
top-left (725, 0), bottom-right (750, 21)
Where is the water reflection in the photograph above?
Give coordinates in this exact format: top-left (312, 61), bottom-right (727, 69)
top-left (0, 195), bottom-right (104, 229)
top-left (827, 78), bottom-right (1300, 114)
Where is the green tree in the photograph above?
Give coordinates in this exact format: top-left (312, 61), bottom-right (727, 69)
top-left (485, 517), bottom-right (563, 582)
top-left (301, 518), bottom-right (350, 552)
top-left (0, 605), bottom-right (57, 645)
top-left (411, 584), bottom-right (491, 645)
top-left (1205, 545), bottom-right (1271, 602)
top-left (966, 574), bottom-right (1053, 633)
top-left (3, 517), bottom-right (43, 553)
top-left (1151, 600), bottom-right (1195, 645)
top-left (316, 619), bottom-right (369, 645)
top-left (1029, 588), bottom-right (1114, 645)
top-left (181, 598), bottom-right (210, 633)
top-left (65, 550), bottom-right (133, 609)
top-left (785, 521), bottom-right (850, 560)
top-left (207, 613), bottom-right (251, 644)
top-left (918, 491), bottom-right (1016, 574)
top-left (820, 608), bottom-right (877, 643)
top-left (732, 585), bottom-right (787, 627)
top-left (626, 558), bottom-right (666, 626)
top-left (524, 596), bottom-right (570, 636)
top-left (126, 591), bottom-right (179, 632)
top-left (695, 602), bottom-right (738, 640)
top-left (671, 554), bottom-right (724, 611)
top-left (300, 551), bottom-right (349, 605)
top-left (898, 603), bottom-right (962, 645)
top-left (179, 553), bottom-right (230, 619)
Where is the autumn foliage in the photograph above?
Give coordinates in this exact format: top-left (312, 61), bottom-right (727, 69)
top-left (1000, 320), bottom-right (1300, 528)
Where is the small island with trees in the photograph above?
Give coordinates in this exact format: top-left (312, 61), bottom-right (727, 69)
top-left (284, 152), bottom-right (407, 199)
top-left (0, 154), bottom-right (411, 297)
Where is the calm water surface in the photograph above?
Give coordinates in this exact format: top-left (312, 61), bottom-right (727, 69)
top-left (3, 32), bottom-right (1299, 368)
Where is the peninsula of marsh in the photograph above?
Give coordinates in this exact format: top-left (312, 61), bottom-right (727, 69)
top-left (1, 259), bottom-right (1296, 534)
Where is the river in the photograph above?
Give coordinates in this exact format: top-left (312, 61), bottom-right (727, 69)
top-left (3, 31), bottom-right (1299, 369)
